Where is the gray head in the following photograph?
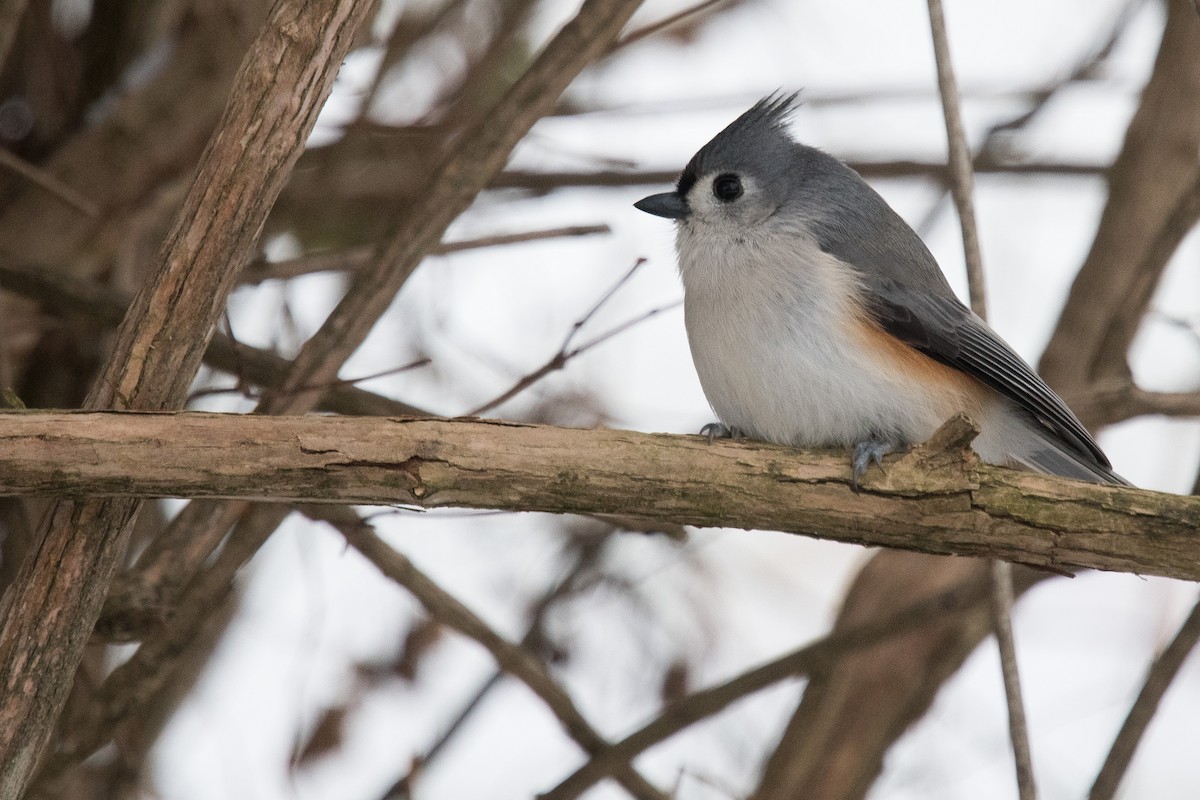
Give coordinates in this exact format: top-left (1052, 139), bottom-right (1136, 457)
top-left (635, 93), bottom-right (952, 295)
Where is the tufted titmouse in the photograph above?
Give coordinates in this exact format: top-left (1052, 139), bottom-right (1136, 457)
top-left (635, 94), bottom-right (1125, 487)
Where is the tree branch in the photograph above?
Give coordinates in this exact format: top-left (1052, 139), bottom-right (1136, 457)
top-left (0, 412), bottom-right (1195, 580)
top-left (926, 0), bottom-right (987, 317)
top-left (1089, 595), bottom-right (1200, 800)
top-left (257, 0), bottom-right (644, 416)
top-left (307, 505), bottom-right (670, 800)
top-left (0, 0), bottom-right (373, 793)
top-left (1040, 0), bottom-right (1200, 400)
top-left (0, 257), bottom-right (429, 417)
top-left (543, 572), bottom-right (1000, 800)
top-left (926, 3), bottom-right (1034, 796)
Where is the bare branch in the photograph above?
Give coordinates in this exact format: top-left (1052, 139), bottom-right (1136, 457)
top-left (242, 224), bottom-right (611, 284)
top-left (609, 0), bottom-right (731, 52)
top-left (0, 412), bottom-right (1197, 580)
top-left (0, 1), bottom-right (374, 792)
top-left (1089, 596), bottom-right (1200, 800)
top-left (927, 4), bottom-right (1034, 794)
top-left (0, 258), bottom-right (429, 418)
top-left (926, 0), bottom-right (986, 316)
top-left (1041, 0), bottom-right (1200, 399)
top-left (542, 574), bottom-right (996, 800)
top-left (257, 0), bottom-right (645, 417)
top-left (0, 148), bottom-right (99, 217)
top-left (303, 505), bottom-right (670, 800)
top-left (989, 559), bottom-right (1037, 798)
top-left (469, 259), bottom-right (681, 415)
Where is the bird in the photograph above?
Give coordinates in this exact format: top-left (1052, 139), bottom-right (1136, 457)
top-left (634, 93), bottom-right (1125, 488)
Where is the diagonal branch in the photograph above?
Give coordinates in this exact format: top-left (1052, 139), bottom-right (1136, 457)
top-left (1089, 595), bottom-right (1200, 800)
top-left (0, 0), bottom-right (374, 793)
top-left (1040, 0), bottom-right (1200, 399)
top-left (304, 505), bottom-right (670, 800)
top-left (32, 0), bottom-right (647, 788)
top-left (926, 0), bottom-right (986, 317)
top-left (542, 573), bottom-right (998, 799)
top-left (257, 0), bottom-right (645, 417)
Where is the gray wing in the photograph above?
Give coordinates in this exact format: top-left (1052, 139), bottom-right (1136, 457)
top-left (802, 154), bottom-right (1122, 483)
top-left (862, 276), bottom-right (1118, 477)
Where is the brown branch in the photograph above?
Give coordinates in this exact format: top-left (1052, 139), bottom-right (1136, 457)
top-left (0, 258), bottom-right (429, 418)
top-left (0, 0), bottom-right (30, 75)
top-left (1089, 596), bottom-right (1200, 800)
top-left (467, 258), bottom-right (676, 415)
top-left (1124, 388), bottom-right (1200, 418)
top-left (491, 158), bottom-right (1111, 188)
top-left (257, 0), bottom-right (644, 417)
top-left (0, 148), bottom-right (99, 217)
top-left (541, 573), bottom-right (997, 800)
top-left (1041, 0), bottom-right (1200, 399)
top-left (0, 412), bottom-right (1196, 580)
top-left (927, 3), bottom-right (1035, 796)
top-left (0, 0), bottom-right (373, 794)
top-left (988, 559), bottom-right (1037, 798)
top-left (240, 224), bottom-right (611, 284)
top-left (304, 505), bottom-right (670, 800)
top-left (32, 502), bottom-right (288, 790)
top-left (42, 0), bottom-right (646, 787)
top-left (608, 0), bottom-right (730, 52)
top-left (926, 0), bottom-right (987, 317)
top-left (275, 159), bottom-right (1108, 224)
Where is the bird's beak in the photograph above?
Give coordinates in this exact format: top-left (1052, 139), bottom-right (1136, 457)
top-left (634, 191), bottom-right (690, 220)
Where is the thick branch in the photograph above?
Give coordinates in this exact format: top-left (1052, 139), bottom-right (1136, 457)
top-left (0, 1), bottom-right (372, 793)
top-left (1040, 0), bottom-right (1200, 397)
top-left (0, 412), bottom-right (1195, 581)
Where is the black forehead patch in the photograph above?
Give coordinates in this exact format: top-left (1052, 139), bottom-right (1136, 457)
top-left (676, 164), bottom-right (698, 196)
top-left (673, 92), bottom-right (801, 196)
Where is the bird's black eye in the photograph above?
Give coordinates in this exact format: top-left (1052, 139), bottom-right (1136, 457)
top-left (712, 173), bottom-right (743, 202)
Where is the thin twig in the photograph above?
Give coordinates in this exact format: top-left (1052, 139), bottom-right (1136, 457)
top-left (187, 357), bottom-right (431, 403)
top-left (1089, 594), bottom-right (1200, 800)
top-left (380, 526), bottom-right (613, 794)
top-left (257, 0), bottom-right (644, 417)
top-left (927, 2), bottom-right (1035, 797)
top-left (608, 0), bottom-right (729, 52)
top-left (989, 559), bottom-right (1037, 798)
top-left (303, 505), bottom-right (671, 800)
top-left (469, 259), bottom-right (682, 415)
top-left (0, 148), bottom-right (100, 217)
top-left (926, 0), bottom-right (986, 317)
top-left (540, 575), bottom-right (995, 800)
top-left (0, 258), bottom-right (430, 418)
top-left (241, 224), bottom-right (612, 284)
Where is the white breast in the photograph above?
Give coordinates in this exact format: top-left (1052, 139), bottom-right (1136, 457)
top-left (676, 223), bottom-right (986, 450)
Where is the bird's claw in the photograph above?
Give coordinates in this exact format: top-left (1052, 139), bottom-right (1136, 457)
top-left (700, 422), bottom-right (738, 444)
top-left (851, 440), bottom-right (894, 492)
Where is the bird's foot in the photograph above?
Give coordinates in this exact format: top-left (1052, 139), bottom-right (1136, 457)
top-left (851, 439), bottom-right (895, 492)
top-left (700, 422), bottom-right (741, 444)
